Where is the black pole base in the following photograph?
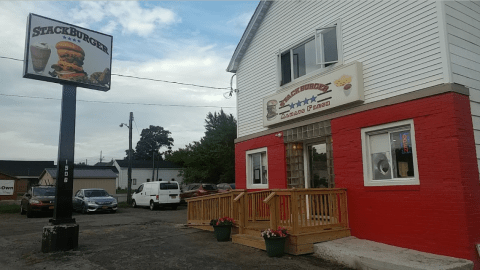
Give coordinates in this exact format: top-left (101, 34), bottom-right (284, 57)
top-left (41, 223), bottom-right (79, 253)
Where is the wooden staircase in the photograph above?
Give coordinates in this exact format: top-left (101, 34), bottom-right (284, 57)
top-left (187, 188), bottom-right (351, 255)
top-left (232, 227), bottom-right (351, 255)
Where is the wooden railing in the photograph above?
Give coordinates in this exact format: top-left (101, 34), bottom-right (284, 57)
top-left (187, 190), bottom-right (244, 226)
top-left (264, 189), bottom-right (348, 234)
top-left (187, 188), bottom-right (348, 235)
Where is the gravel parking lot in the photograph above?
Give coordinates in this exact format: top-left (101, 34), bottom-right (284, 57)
top-left (0, 205), bottom-right (353, 270)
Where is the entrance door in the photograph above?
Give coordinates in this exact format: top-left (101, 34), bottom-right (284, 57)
top-left (305, 141), bottom-right (333, 188)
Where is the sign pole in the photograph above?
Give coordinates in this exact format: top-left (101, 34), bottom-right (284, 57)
top-left (42, 84), bottom-right (79, 252)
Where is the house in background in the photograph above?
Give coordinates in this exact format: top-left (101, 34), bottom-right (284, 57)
top-left (114, 159), bottom-right (183, 189)
top-left (39, 168), bottom-right (117, 195)
top-left (0, 160), bottom-right (55, 195)
top-left (227, 0), bottom-right (480, 268)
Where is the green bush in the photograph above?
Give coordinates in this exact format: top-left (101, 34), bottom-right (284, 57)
top-left (0, 204), bottom-right (21, 214)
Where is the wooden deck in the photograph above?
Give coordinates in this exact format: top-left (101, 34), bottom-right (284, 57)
top-left (187, 188), bottom-right (350, 255)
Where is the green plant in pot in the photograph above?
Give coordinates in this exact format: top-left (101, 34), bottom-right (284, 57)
top-left (261, 227), bottom-right (289, 257)
top-left (210, 217), bottom-right (235, 242)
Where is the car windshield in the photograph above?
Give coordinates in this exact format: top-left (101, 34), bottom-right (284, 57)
top-left (84, 190), bottom-right (109, 197)
top-left (33, 187), bottom-right (56, 196)
top-left (202, 184), bottom-right (217, 191)
top-left (160, 183), bottom-right (178, 190)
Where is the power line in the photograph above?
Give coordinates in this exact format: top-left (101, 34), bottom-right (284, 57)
top-left (0, 55), bottom-right (230, 90)
top-left (0, 93), bottom-right (235, 108)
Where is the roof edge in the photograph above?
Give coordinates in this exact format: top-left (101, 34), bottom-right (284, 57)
top-left (226, 0), bottom-right (272, 73)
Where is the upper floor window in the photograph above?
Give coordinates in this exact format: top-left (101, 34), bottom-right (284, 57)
top-left (279, 21), bottom-right (342, 86)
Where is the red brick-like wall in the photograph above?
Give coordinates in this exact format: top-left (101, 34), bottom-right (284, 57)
top-left (235, 133), bottom-right (287, 190)
top-left (332, 92), bottom-right (480, 267)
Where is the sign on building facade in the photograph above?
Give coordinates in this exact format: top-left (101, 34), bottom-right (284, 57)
top-left (0, 180), bottom-right (15, 196)
top-left (263, 61), bottom-right (364, 127)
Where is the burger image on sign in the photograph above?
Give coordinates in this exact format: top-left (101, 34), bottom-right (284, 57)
top-left (52, 41), bottom-right (87, 81)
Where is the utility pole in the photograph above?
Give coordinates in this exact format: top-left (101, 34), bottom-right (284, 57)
top-left (152, 150), bottom-right (155, 181)
top-left (127, 112), bottom-right (133, 205)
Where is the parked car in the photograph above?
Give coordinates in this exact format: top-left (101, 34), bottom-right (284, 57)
top-left (20, 185), bottom-right (56, 218)
top-left (73, 188), bottom-right (117, 214)
top-left (217, 183), bottom-right (235, 192)
top-left (132, 181), bottom-right (181, 210)
top-left (180, 183), bottom-right (219, 203)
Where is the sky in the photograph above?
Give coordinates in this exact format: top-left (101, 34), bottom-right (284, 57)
top-left (0, 1), bottom-right (258, 165)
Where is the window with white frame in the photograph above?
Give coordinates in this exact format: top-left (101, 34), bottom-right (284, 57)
top-left (246, 147), bottom-right (268, 189)
top-left (279, 21), bottom-right (342, 86)
top-left (132, 179), bottom-right (137, 185)
top-left (361, 120), bottom-right (419, 186)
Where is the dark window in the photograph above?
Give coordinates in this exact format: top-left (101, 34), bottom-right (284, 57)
top-left (202, 184), bottom-right (217, 191)
top-left (85, 190), bottom-right (108, 197)
top-left (160, 183), bottom-right (179, 190)
top-left (33, 187), bottom-right (56, 196)
top-left (281, 52), bottom-right (291, 85)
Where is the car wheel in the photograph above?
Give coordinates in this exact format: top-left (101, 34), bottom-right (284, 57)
top-left (26, 206), bottom-right (33, 218)
top-left (132, 200), bottom-right (137, 208)
top-left (171, 205), bottom-right (178, 210)
top-left (111, 210), bottom-right (117, 214)
top-left (82, 203), bottom-right (88, 214)
top-left (149, 201), bottom-right (156, 211)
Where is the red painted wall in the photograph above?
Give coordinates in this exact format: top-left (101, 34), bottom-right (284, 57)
top-left (235, 133), bottom-right (287, 190)
top-left (332, 92), bottom-right (480, 267)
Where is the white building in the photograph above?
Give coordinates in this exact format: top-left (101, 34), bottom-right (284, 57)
top-left (114, 159), bottom-right (183, 189)
top-left (227, 0), bottom-right (480, 267)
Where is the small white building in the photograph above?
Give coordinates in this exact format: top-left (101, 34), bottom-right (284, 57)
top-left (114, 159), bottom-right (183, 189)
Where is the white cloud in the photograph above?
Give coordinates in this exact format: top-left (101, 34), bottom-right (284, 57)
top-left (105, 2), bottom-right (178, 37)
top-left (0, 1), bottom-right (238, 164)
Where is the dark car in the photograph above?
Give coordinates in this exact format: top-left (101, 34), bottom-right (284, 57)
top-left (72, 188), bottom-right (117, 214)
top-left (20, 185), bottom-right (56, 218)
top-left (180, 183), bottom-right (219, 202)
top-left (217, 183), bottom-right (235, 193)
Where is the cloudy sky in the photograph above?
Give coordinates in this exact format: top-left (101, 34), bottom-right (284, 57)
top-left (0, 1), bottom-right (257, 164)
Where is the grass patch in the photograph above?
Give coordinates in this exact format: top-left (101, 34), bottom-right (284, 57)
top-left (117, 201), bottom-right (130, 208)
top-left (116, 188), bottom-right (128, 194)
top-left (0, 204), bottom-right (21, 214)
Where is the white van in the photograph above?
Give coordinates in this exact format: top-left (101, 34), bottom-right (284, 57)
top-left (132, 181), bottom-right (181, 210)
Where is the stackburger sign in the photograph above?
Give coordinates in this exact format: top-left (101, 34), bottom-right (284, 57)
top-left (23, 14), bottom-right (113, 91)
top-left (263, 61), bottom-right (364, 127)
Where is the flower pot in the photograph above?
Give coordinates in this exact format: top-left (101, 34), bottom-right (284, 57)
top-left (213, 225), bottom-right (231, 242)
top-left (264, 236), bottom-right (287, 257)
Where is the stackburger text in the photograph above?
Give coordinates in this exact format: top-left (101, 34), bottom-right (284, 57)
top-left (32, 26), bottom-right (109, 55)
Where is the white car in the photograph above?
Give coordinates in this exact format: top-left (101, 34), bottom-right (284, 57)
top-left (132, 181), bottom-right (181, 210)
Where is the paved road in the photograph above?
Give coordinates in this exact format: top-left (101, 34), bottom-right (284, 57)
top-left (0, 205), bottom-right (353, 270)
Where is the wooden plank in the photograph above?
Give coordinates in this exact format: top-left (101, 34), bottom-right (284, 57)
top-left (232, 234), bottom-right (266, 250)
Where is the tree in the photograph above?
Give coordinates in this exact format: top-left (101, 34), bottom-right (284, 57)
top-left (126, 125), bottom-right (174, 161)
top-left (166, 110), bottom-right (236, 184)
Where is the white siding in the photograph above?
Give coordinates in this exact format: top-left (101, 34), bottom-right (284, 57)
top-left (117, 167), bottom-right (183, 189)
top-left (444, 1), bottom-right (480, 171)
top-left (236, 1), bottom-right (445, 138)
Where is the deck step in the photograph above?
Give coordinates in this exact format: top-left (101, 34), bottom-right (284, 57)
top-left (232, 234), bottom-right (266, 251)
top-left (232, 227), bottom-right (351, 255)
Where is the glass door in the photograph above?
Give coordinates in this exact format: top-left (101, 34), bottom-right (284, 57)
top-left (305, 141), bottom-right (332, 188)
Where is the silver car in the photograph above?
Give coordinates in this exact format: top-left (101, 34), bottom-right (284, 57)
top-left (73, 188), bottom-right (117, 214)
